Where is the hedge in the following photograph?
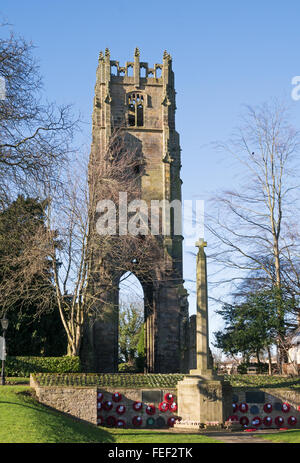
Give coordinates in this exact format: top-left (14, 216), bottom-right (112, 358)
top-left (33, 373), bottom-right (185, 388)
top-left (5, 356), bottom-right (81, 377)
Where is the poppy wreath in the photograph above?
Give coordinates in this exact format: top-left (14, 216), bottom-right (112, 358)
top-left (263, 403), bottom-right (272, 413)
top-left (112, 392), bottom-right (122, 403)
top-left (240, 416), bottom-right (249, 426)
top-left (97, 402), bottom-right (102, 410)
top-left (103, 400), bottom-right (113, 411)
top-left (263, 416), bottom-right (272, 427)
top-left (164, 393), bottom-right (174, 404)
top-left (97, 416), bottom-right (104, 426)
top-left (116, 419), bottom-right (126, 428)
top-left (133, 401), bottom-right (143, 412)
top-left (132, 416), bottom-right (143, 427)
top-left (251, 416), bottom-right (262, 427)
top-left (116, 405), bottom-right (126, 415)
top-left (169, 402), bottom-right (178, 413)
top-left (146, 404), bottom-right (156, 415)
top-left (97, 392), bottom-right (104, 402)
top-left (159, 401), bottom-right (169, 412)
top-left (232, 403), bottom-right (238, 413)
top-left (275, 416), bottom-right (284, 427)
top-left (281, 402), bottom-right (290, 413)
top-left (106, 416), bottom-right (116, 427)
top-left (239, 403), bottom-right (248, 413)
top-left (288, 416), bottom-right (297, 426)
top-left (146, 417), bottom-right (155, 427)
top-left (167, 417), bottom-right (176, 427)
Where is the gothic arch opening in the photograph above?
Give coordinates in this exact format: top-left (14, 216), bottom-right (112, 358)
top-left (118, 272), bottom-right (145, 372)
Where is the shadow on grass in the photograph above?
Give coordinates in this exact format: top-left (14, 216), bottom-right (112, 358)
top-left (0, 392), bottom-right (115, 443)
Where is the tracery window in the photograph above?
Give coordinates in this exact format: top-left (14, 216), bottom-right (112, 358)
top-left (127, 93), bottom-right (144, 127)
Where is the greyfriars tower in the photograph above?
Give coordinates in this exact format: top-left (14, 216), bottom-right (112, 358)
top-left (83, 49), bottom-right (189, 374)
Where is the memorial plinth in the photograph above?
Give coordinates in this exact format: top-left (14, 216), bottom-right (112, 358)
top-left (177, 240), bottom-right (232, 426)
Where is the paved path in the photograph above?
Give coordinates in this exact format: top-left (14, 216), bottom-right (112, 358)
top-left (202, 431), bottom-right (272, 443)
top-left (169, 428), bottom-right (279, 443)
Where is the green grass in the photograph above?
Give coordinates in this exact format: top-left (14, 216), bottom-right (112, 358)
top-left (0, 386), bottom-right (220, 443)
top-left (260, 430), bottom-right (300, 443)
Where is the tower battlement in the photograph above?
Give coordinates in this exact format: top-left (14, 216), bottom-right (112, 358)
top-left (96, 48), bottom-right (173, 85)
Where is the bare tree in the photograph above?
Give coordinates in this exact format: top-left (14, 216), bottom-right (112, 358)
top-left (0, 23), bottom-right (78, 208)
top-left (41, 130), bottom-right (165, 356)
top-left (206, 100), bottom-right (300, 370)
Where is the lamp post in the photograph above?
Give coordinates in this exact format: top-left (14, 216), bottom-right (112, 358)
top-left (1, 315), bottom-right (9, 385)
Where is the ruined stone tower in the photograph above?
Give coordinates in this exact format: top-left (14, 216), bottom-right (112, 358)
top-left (83, 48), bottom-right (189, 374)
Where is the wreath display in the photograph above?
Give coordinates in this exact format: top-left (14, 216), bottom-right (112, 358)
top-left (116, 405), bottom-right (126, 415)
top-left (263, 416), bottom-right (272, 427)
top-left (112, 392), bottom-right (122, 402)
top-left (232, 403), bottom-right (238, 413)
top-left (263, 403), bottom-right (272, 413)
top-left (146, 404), bottom-right (156, 415)
top-left (288, 416), bottom-right (297, 426)
top-left (116, 419), bottom-right (126, 428)
top-left (281, 402), bottom-right (290, 413)
top-left (169, 402), bottom-right (177, 413)
top-left (164, 393), bottom-right (174, 403)
top-left (251, 416), bottom-right (262, 427)
top-left (239, 403), bottom-right (248, 413)
top-left (103, 400), bottom-right (113, 411)
top-left (132, 416), bottom-right (143, 427)
top-left (239, 416), bottom-right (249, 426)
top-left (275, 416), bottom-right (284, 427)
top-left (106, 416), bottom-right (116, 427)
top-left (167, 417), bottom-right (176, 427)
top-left (159, 401), bottom-right (169, 412)
top-left (133, 401), bottom-right (143, 411)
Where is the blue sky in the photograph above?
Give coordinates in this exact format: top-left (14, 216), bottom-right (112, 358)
top-left (2, 0), bottom-right (300, 344)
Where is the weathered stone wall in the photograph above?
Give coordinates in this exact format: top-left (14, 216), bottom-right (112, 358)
top-left (30, 374), bottom-right (300, 429)
top-left (31, 375), bottom-right (178, 428)
top-left (30, 376), bottom-right (97, 424)
top-left (231, 388), bottom-right (300, 428)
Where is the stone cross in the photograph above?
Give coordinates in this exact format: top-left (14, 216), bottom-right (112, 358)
top-left (190, 238), bottom-right (214, 378)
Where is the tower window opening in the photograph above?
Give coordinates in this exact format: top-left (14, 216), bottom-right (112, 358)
top-left (127, 93), bottom-right (144, 127)
top-left (155, 67), bottom-right (162, 78)
top-left (111, 65), bottom-right (118, 76)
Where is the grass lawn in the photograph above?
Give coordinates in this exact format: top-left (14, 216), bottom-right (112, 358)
top-left (0, 386), bottom-right (221, 443)
top-left (260, 430), bottom-right (300, 444)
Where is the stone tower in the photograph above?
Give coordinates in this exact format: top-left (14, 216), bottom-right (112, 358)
top-left (83, 48), bottom-right (189, 374)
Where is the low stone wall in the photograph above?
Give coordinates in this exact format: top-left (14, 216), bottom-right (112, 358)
top-left (231, 388), bottom-right (300, 428)
top-left (30, 375), bottom-right (177, 428)
top-left (30, 374), bottom-right (300, 430)
top-left (30, 375), bottom-right (97, 424)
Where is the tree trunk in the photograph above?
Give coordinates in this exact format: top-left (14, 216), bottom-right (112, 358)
top-left (267, 346), bottom-right (272, 375)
